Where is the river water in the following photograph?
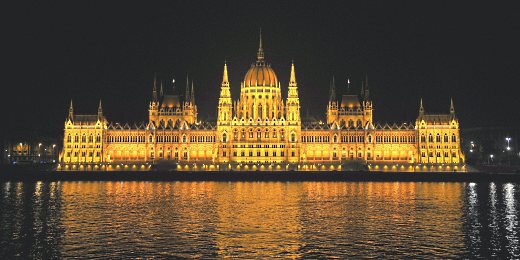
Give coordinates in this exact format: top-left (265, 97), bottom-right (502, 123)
top-left (1, 181), bottom-right (519, 258)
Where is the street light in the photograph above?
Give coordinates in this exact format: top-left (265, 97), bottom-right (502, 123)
top-left (505, 137), bottom-right (512, 165)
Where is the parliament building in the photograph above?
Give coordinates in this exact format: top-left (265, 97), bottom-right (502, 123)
top-left (58, 34), bottom-right (465, 172)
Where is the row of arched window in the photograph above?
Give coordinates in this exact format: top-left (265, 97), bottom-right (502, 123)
top-left (107, 135), bottom-right (146, 143)
top-left (190, 135), bottom-right (216, 142)
top-left (374, 135), bottom-right (415, 143)
top-left (420, 133), bottom-right (457, 143)
top-left (302, 135), bottom-right (331, 143)
top-left (339, 119), bottom-right (363, 128)
top-left (67, 134), bottom-right (101, 143)
top-left (232, 128), bottom-right (286, 141)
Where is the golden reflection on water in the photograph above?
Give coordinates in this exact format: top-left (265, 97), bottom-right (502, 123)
top-left (54, 181), bottom-right (471, 258)
top-left (4, 181), bottom-right (518, 258)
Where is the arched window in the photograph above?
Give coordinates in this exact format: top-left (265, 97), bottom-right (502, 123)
top-left (149, 135), bottom-right (153, 143)
top-left (428, 134), bottom-right (433, 142)
top-left (452, 134), bottom-right (456, 142)
top-left (291, 133), bottom-right (296, 142)
top-left (88, 134), bottom-right (93, 143)
top-left (249, 129), bottom-right (254, 138)
top-left (368, 135), bottom-right (372, 143)
top-left (356, 120), bottom-right (362, 127)
top-left (348, 120), bottom-right (354, 128)
top-left (436, 134), bottom-right (441, 142)
top-left (222, 133), bottom-right (227, 142)
top-left (67, 134), bottom-right (71, 142)
top-left (81, 134), bottom-right (86, 142)
top-left (333, 135), bottom-right (338, 143)
top-left (280, 130), bottom-right (285, 140)
top-left (265, 129), bottom-right (269, 138)
top-left (233, 129), bottom-right (238, 140)
top-left (273, 129), bottom-right (277, 138)
top-left (182, 135), bottom-right (187, 143)
top-left (241, 129), bottom-right (246, 139)
top-left (257, 129), bottom-right (261, 139)
top-left (421, 134), bottom-right (425, 142)
top-left (444, 134), bottom-right (448, 142)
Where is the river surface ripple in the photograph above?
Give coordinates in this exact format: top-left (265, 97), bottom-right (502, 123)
top-left (1, 181), bottom-right (519, 258)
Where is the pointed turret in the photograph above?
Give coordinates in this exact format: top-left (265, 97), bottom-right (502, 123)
top-left (222, 61), bottom-right (229, 86)
top-left (218, 61), bottom-right (232, 124)
top-left (185, 74), bottom-right (190, 102)
top-left (287, 61), bottom-right (299, 101)
top-left (68, 100), bottom-right (74, 119)
top-left (360, 78), bottom-right (365, 98)
top-left (152, 74), bottom-right (158, 101)
top-left (257, 28), bottom-right (264, 63)
top-left (160, 81), bottom-right (164, 97)
top-left (329, 76), bottom-right (337, 102)
top-left (289, 60), bottom-right (297, 87)
top-left (419, 98), bottom-right (424, 116)
top-left (450, 98), bottom-right (455, 115)
top-left (191, 81), bottom-right (195, 105)
top-left (364, 76), bottom-right (370, 100)
top-left (98, 99), bottom-right (103, 118)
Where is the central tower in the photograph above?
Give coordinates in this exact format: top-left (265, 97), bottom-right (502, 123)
top-left (215, 30), bottom-right (302, 168)
top-left (236, 30), bottom-right (283, 120)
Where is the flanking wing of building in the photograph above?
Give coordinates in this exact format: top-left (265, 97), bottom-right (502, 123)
top-left (58, 34), bottom-right (465, 172)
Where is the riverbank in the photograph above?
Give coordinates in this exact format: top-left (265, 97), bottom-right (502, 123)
top-left (0, 170), bottom-right (519, 182)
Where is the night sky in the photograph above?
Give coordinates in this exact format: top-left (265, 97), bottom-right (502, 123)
top-left (3, 1), bottom-right (519, 139)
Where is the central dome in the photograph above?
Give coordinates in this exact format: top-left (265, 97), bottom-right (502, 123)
top-left (243, 30), bottom-right (278, 87)
top-left (244, 63), bottom-right (278, 87)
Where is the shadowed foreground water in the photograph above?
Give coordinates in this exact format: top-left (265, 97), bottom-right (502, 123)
top-left (0, 181), bottom-right (518, 258)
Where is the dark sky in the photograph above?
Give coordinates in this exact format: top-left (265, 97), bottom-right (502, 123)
top-left (3, 1), bottom-right (519, 139)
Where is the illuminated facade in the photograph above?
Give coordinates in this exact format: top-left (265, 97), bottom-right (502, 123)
top-left (59, 33), bottom-right (465, 171)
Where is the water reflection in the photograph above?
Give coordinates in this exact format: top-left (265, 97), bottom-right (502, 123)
top-left (1, 181), bottom-right (519, 258)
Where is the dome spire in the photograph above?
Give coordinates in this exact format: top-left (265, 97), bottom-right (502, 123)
top-left (257, 28), bottom-right (264, 62)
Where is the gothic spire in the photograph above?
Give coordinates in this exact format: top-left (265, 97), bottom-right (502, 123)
top-left (289, 60), bottom-right (297, 86)
top-left (257, 28), bottom-right (264, 62)
top-left (450, 97), bottom-right (455, 115)
top-left (152, 74), bottom-right (158, 101)
top-left (160, 80), bottom-right (164, 97)
top-left (364, 74), bottom-right (370, 100)
top-left (222, 61), bottom-right (229, 85)
top-left (185, 74), bottom-right (190, 102)
top-left (98, 99), bottom-right (103, 117)
top-left (68, 100), bottom-right (74, 119)
top-left (329, 76), bottom-right (336, 102)
top-left (419, 98), bottom-right (424, 115)
top-left (191, 81), bottom-right (195, 105)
